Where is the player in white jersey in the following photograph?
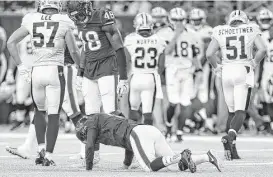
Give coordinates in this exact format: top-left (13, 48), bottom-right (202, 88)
top-left (6, 35), bottom-right (34, 131)
top-left (7, 0), bottom-right (81, 166)
top-left (206, 10), bottom-right (267, 160)
top-left (124, 12), bottom-right (166, 125)
top-left (255, 8), bottom-right (273, 133)
top-left (165, 8), bottom-right (203, 142)
top-left (188, 8), bottom-right (217, 133)
top-left (150, 6), bottom-right (173, 134)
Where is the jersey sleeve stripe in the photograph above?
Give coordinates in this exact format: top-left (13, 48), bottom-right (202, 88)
top-left (103, 21), bottom-right (115, 26)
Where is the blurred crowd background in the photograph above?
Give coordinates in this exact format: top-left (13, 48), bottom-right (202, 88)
top-left (0, 1), bottom-right (273, 135)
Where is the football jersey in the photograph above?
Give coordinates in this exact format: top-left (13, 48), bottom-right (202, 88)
top-left (77, 8), bottom-right (116, 61)
top-left (166, 28), bottom-right (201, 69)
top-left (21, 12), bottom-right (75, 67)
top-left (212, 23), bottom-right (261, 65)
top-left (17, 35), bottom-right (34, 68)
top-left (0, 26), bottom-right (7, 52)
top-left (124, 33), bottom-right (166, 74)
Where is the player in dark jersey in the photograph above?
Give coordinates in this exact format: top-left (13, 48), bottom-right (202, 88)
top-left (67, 0), bottom-right (128, 115)
top-left (73, 112), bottom-right (221, 172)
top-left (66, 0), bottom-right (128, 162)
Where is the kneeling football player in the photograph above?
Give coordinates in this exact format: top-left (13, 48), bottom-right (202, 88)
top-left (74, 112), bottom-right (221, 172)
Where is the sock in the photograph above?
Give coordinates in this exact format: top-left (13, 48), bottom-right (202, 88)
top-left (150, 154), bottom-right (181, 171)
top-left (228, 129), bottom-right (237, 141)
top-left (38, 144), bottom-right (46, 152)
top-left (45, 152), bottom-right (52, 161)
top-left (16, 104), bottom-right (26, 122)
top-left (71, 113), bottom-right (83, 126)
top-left (143, 113), bottom-right (153, 125)
top-left (191, 154), bottom-right (209, 165)
top-left (226, 112), bottom-right (235, 133)
top-left (34, 110), bottom-right (46, 145)
top-left (46, 114), bottom-right (59, 153)
top-left (129, 110), bottom-right (141, 123)
top-left (178, 105), bottom-right (192, 131)
top-left (167, 104), bottom-right (176, 123)
top-left (198, 108), bottom-right (208, 120)
top-left (230, 110), bottom-right (246, 132)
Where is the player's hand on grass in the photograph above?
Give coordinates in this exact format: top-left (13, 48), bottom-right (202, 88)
top-left (117, 79), bottom-right (129, 97)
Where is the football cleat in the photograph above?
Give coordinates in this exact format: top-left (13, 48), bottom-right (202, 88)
top-left (179, 149), bottom-right (196, 173)
top-left (5, 146), bottom-right (29, 159)
top-left (35, 149), bottom-right (46, 165)
top-left (42, 158), bottom-right (56, 166)
top-left (207, 150), bottom-right (221, 172)
top-left (231, 144), bottom-right (241, 159)
top-left (221, 135), bottom-right (233, 160)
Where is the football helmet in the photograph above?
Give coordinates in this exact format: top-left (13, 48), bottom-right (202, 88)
top-left (75, 116), bottom-right (88, 144)
top-left (257, 8), bottom-right (273, 30)
top-left (169, 7), bottom-right (187, 29)
top-left (189, 8), bottom-right (207, 28)
top-left (66, 0), bottom-right (92, 23)
top-left (134, 12), bottom-right (154, 35)
top-left (151, 7), bottom-right (168, 28)
top-left (228, 10), bottom-right (249, 26)
top-left (37, 0), bottom-right (62, 12)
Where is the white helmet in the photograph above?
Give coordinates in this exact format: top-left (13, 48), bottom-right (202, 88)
top-left (189, 8), bottom-right (207, 28)
top-left (228, 10), bottom-right (249, 26)
top-left (257, 8), bottom-right (273, 30)
top-left (38, 0), bottom-right (61, 12)
top-left (134, 12), bottom-right (154, 33)
top-left (151, 7), bottom-right (168, 28)
top-left (169, 7), bottom-right (187, 28)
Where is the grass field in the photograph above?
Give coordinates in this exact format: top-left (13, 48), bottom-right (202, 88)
top-left (0, 126), bottom-right (273, 177)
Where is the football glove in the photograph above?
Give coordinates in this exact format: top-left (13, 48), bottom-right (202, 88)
top-left (249, 59), bottom-right (258, 69)
top-left (117, 79), bottom-right (129, 97)
top-left (76, 76), bottom-right (83, 91)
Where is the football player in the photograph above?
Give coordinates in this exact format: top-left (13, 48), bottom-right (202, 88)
top-left (164, 8), bottom-right (203, 142)
top-left (256, 8), bottom-right (273, 133)
top-left (5, 3), bottom-right (86, 161)
top-left (66, 0), bottom-right (128, 160)
top-left (188, 8), bottom-right (216, 133)
top-left (7, 0), bottom-right (81, 166)
top-left (151, 7), bottom-right (169, 32)
top-left (6, 35), bottom-right (34, 131)
top-left (206, 10), bottom-right (267, 160)
top-left (74, 113), bottom-right (221, 172)
top-left (0, 25), bottom-right (7, 84)
top-left (151, 6), bottom-right (173, 134)
top-left (124, 12), bottom-right (165, 125)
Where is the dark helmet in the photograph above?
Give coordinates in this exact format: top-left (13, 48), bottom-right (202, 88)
top-left (66, 0), bottom-right (92, 23)
top-left (75, 116), bottom-right (88, 144)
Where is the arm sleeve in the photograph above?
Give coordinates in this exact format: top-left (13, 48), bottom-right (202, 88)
top-left (123, 149), bottom-right (134, 167)
top-left (85, 123), bottom-right (98, 170)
